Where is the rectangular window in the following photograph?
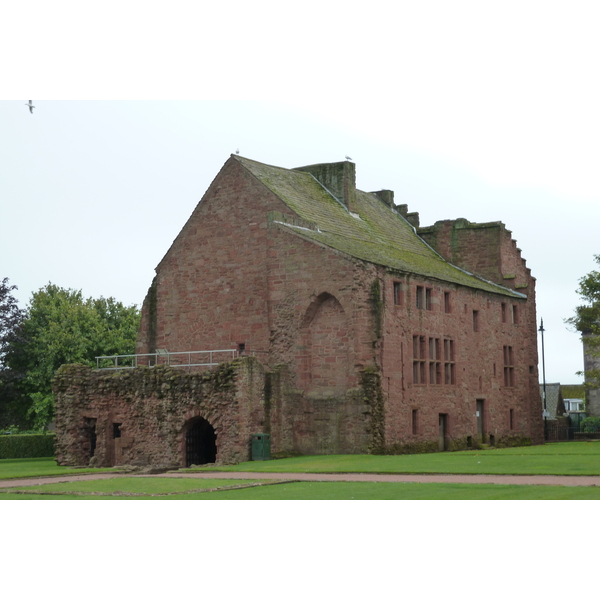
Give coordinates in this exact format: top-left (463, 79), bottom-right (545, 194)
top-left (429, 337), bottom-right (442, 384)
top-left (444, 292), bottom-right (451, 313)
top-left (393, 281), bottom-right (403, 306)
top-left (416, 286), bottom-right (424, 309)
top-left (443, 339), bottom-right (455, 385)
top-left (412, 335), bottom-right (426, 384)
top-left (509, 409), bottom-right (514, 430)
top-left (512, 305), bottom-right (519, 324)
top-left (501, 303), bottom-right (507, 323)
top-left (416, 286), bottom-right (432, 310)
top-left (112, 423), bottom-right (122, 439)
top-left (412, 409), bottom-right (418, 435)
top-left (503, 345), bottom-right (515, 387)
top-left (473, 310), bottom-right (479, 332)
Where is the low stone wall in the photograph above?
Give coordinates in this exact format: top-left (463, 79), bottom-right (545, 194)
top-left (53, 357), bottom-right (266, 468)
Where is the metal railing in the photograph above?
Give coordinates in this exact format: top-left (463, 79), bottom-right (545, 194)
top-left (95, 349), bottom-right (239, 371)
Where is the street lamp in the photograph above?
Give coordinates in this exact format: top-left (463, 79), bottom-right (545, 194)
top-left (539, 319), bottom-right (548, 439)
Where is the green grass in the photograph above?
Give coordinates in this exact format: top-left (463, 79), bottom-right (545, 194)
top-left (3, 478), bottom-right (600, 500)
top-left (189, 441), bottom-right (600, 476)
top-left (0, 457), bottom-right (121, 480)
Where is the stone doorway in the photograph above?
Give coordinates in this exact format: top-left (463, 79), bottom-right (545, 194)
top-left (185, 418), bottom-right (217, 466)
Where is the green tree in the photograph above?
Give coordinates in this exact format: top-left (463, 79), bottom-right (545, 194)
top-left (0, 278), bottom-right (28, 429)
top-left (566, 254), bottom-right (600, 387)
top-left (5, 284), bottom-right (140, 430)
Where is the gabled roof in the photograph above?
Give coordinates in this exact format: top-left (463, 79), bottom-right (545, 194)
top-left (235, 155), bottom-right (524, 298)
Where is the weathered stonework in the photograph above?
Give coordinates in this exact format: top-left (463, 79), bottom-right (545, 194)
top-left (53, 358), bottom-right (266, 467)
top-left (55, 154), bottom-right (544, 467)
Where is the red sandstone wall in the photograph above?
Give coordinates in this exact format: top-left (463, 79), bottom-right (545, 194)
top-left (380, 271), bottom-right (543, 447)
top-left (137, 157), bottom-right (295, 356)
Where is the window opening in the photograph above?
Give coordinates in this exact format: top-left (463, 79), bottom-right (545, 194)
top-left (412, 335), bottom-right (426, 384)
top-left (501, 303), bottom-right (507, 323)
top-left (473, 310), bottom-right (479, 332)
top-left (512, 305), bottom-right (519, 324)
top-left (509, 408), bottom-right (514, 430)
top-left (444, 292), bottom-right (451, 313)
top-left (393, 282), bottom-right (403, 306)
top-left (412, 409), bottom-right (418, 435)
top-left (503, 345), bottom-right (515, 387)
top-left (113, 423), bottom-right (122, 439)
top-left (443, 339), bottom-right (456, 385)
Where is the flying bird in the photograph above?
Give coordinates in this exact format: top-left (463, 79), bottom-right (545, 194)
top-left (25, 100), bottom-right (35, 114)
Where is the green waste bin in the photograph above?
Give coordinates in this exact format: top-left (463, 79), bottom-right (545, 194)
top-left (251, 433), bottom-right (271, 461)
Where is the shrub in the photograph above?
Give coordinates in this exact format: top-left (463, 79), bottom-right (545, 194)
top-left (0, 433), bottom-right (55, 459)
top-left (581, 417), bottom-right (600, 433)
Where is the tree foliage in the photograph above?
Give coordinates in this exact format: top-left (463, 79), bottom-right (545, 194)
top-left (3, 283), bottom-right (140, 430)
top-left (0, 279), bottom-right (27, 428)
top-left (566, 255), bottom-right (600, 387)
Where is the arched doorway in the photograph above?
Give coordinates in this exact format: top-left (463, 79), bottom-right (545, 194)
top-left (185, 418), bottom-right (217, 466)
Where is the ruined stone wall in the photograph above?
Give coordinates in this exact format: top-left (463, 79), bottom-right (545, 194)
top-left (53, 357), bottom-right (266, 468)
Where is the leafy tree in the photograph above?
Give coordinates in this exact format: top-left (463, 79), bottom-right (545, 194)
top-left (566, 254), bottom-right (600, 387)
top-left (0, 278), bottom-right (28, 428)
top-left (5, 283), bottom-right (140, 430)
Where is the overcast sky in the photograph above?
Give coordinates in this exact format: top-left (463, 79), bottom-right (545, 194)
top-left (3, 0), bottom-right (599, 386)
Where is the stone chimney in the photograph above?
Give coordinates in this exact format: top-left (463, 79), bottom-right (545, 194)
top-left (295, 161), bottom-right (356, 212)
top-left (372, 190), bottom-right (394, 207)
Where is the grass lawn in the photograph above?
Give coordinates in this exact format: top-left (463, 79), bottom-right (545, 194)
top-left (0, 457), bottom-right (121, 480)
top-left (188, 441), bottom-right (600, 476)
top-left (2, 477), bottom-right (600, 499)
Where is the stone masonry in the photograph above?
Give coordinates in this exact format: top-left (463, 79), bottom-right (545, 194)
top-left (54, 154), bottom-right (543, 468)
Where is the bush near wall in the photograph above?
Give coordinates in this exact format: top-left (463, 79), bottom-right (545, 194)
top-left (0, 433), bottom-right (55, 459)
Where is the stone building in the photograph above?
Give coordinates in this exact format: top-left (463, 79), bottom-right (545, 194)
top-left (54, 155), bottom-right (544, 468)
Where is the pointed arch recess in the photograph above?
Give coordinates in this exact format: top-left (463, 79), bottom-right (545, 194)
top-left (297, 293), bottom-right (350, 393)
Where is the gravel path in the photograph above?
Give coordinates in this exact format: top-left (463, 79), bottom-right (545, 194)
top-left (2, 471), bottom-right (600, 488)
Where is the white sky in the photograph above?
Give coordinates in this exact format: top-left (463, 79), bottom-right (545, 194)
top-left (3, 0), bottom-right (600, 386)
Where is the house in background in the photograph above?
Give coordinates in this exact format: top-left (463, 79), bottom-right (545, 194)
top-left (54, 155), bottom-right (544, 468)
top-left (561, 384), bottom-right (585, 413)
top-left (539, 383), bottom-right (566, 419)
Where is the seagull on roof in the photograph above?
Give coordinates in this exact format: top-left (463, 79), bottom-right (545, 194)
top-left (345, 155), bottom-right (353, 161)
top-left (25, 100), bottom-right (35, 114)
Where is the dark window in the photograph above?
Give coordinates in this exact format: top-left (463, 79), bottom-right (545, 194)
top-left (443, 339), bottom-right (456, 385)
top-left (113, 423), bottom-right (122, 439)
top-left (444, 292), bottom-right (451, 313)
top-left (512, 305), bottom-right (519, 324)
top-left (503, 345), bottom-right (515, 387)
top-left (238, 343), bottom-right (246, 355)
top-left (412, 409), bottom-right (418, 435)
top-left (393, 282), bottom-right (403, 306)
top-left (501, 303), bottom-right (507, 323)
top-left (429, 337), bottom-right (442, 384)
top-left (412, 335), bottom-right (426, 384)
top-left (509, 409), bottom-right (514, 430)
top-left (416, 286), bottom-right (432, 310)
top-left (416, 286), bottom-right (424, 309)
top-left (473, 310), bottom-right (479, 332)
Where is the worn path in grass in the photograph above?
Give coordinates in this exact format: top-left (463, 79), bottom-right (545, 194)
top-left (3, 471), bottom-right (600, 488)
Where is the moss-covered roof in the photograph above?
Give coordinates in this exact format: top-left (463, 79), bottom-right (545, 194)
top-left (235, 155), bottom-right (524, 298)
top-left (561, 384), bottom-right (585, 399)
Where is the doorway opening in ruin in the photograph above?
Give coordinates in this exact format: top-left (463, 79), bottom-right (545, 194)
top-left (83, 417), bottom-right (97, 459)
top-left (438, 414), bottom-right (449, 451)
top-left (185, 418), bottom-right (217, 467)
top-left (476, 399), bottom-right (485, 444)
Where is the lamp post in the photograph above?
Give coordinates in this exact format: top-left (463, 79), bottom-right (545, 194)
top-left (539, 319), bottom-right (548, 440)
